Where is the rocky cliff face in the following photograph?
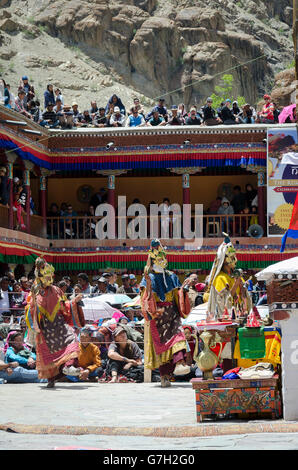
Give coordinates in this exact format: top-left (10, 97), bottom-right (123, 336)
top-left (0, 0), bottom-right (295, 110)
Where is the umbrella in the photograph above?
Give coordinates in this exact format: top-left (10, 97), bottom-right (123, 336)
top-left (278, 104), bottom-right (296, 124)
top-left (255, 256), bottom-right (298, 281)
top-left (82, 298), bottom-right (122, 322)
top-left (123, 295), bottom-right (141, 308)
top-left (182, 302), bottom-right (269, 325)
top-left (93, 293), bottom-right (133, 306)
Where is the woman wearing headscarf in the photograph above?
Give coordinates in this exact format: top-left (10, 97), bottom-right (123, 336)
top-left (105, 94), bottom-right (126, 116)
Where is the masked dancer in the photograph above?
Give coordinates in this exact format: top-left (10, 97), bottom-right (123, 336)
top-left (140, 239), bottom-right (191, 387)
top-left (26, 257), bottom-right (85, 388)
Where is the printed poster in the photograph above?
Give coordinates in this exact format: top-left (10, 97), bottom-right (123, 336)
top-left (267, 128), bottom-right (298, 236)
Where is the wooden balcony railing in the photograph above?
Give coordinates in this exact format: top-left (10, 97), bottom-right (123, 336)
top-left (46, 213), bottom-right (259, 240)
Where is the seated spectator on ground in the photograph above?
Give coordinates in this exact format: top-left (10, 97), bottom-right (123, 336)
top-left (145, 98), bottom-right (168, 122)
top-left (202, 98), bottom-right (221, 126)
top-left (70, 283), bottom-right (83, 301)
top-left (14, 89), bottom-right (32, 119)
top-left (62, 276), bottom-right (73, 296)
top-left (0, 276), bottom-right (13, 321)
top-left (221, 99), bottom-right (240, 124)
top-left (146, 110), bottom-right (166, 126)
top-left (185, 107), bottom-right (202, 125)
top-left (10, 282), bottom-right (27, 315)
top-left (117, 274), bottom-right (137, 295)
top-left (41, 102), bottom-right (59, 128)
top-left (5, 331), bottom-right (36, 369)
top-left (91, 276), bottom-right (109, 296)
top-left (54, 88), bottom-right (64, 106)
top-left (44, 84), bottom-right (55, 109)
top-left (167, 105), bottom-right (185, 125)
top-left (258, 94), bottom-right (275, 124)
top-left (109, 106), bottom-right (126, 127)
top-left (57, 280), bottom-right (68, 300)
top-left (100, 272), bottom-right (117, 293)
top-left (108, 272), bottom-right (119, 293)
top-left (0, 359), bottom-right (46, 383)
top-left (106, 326), bottom-right (143, 383)
top-left (105, 94), bottom-right (126, 116)
top-left (126, 107), bottom-right (145, 127)
top-left (93, 107), bottom-right (109, 127)
top-left (129, 274), bottom-right (139, 293)
top-left (185, 273), bottom-right (200, 310)
top-left (77, 273), bottom-right (91, 296)
top-left (66, 327), bottom-right (103, 382)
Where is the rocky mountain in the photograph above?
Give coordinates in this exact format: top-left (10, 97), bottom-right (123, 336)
top-left (0, 0), bottom-right (295, 111)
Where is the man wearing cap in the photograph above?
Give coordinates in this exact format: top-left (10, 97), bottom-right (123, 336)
top-left (109, 106), bottom-right (125, 127)
top-left (71, 102), bottom-right (80, 123)
top-left (167, 105), bottom-right (184, 125)
top-left (41, 102), bottom-right (59, 128)
top-left (91, 276), bottom-right (109, 296)
top-left (117, 274), bottom-right (137, 295)
top-left (185, 107), bottom-right (202, 125)
top-left (258, 94), bottom-right (274, 124)
top-left (129, 274), bottom-right (140, 293)
top-left (19, 76), bottom-right (35, 105)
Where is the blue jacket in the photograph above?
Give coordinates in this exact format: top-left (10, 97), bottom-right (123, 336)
top-left (5, 347), bottom-right (36, 367)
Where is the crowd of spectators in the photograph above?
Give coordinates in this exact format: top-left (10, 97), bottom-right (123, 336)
top-left (0, 265), bottom-right (266, 385)
top-left (1, 76), bottom-right (296, 130)
top-left (45, 184), bottom-right (258, 240)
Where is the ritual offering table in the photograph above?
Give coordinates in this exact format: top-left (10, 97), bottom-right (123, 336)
top-left (191, 376), bottom-right (281, 422)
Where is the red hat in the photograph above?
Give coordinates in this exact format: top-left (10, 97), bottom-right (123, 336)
top-left (195, 282), bottom-right (206, 292)
top-left (263, 94), bottom-right (271, 100)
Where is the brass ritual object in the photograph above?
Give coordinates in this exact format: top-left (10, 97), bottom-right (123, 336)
top-left (194, 329), bottom-right (223, 380)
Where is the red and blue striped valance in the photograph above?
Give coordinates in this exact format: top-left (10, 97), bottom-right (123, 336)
top-left (0, 130), bottom-right (266, 172)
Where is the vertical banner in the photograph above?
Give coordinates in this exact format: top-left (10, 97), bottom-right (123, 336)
top-left (267, 128), bottom-right (298, 237)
